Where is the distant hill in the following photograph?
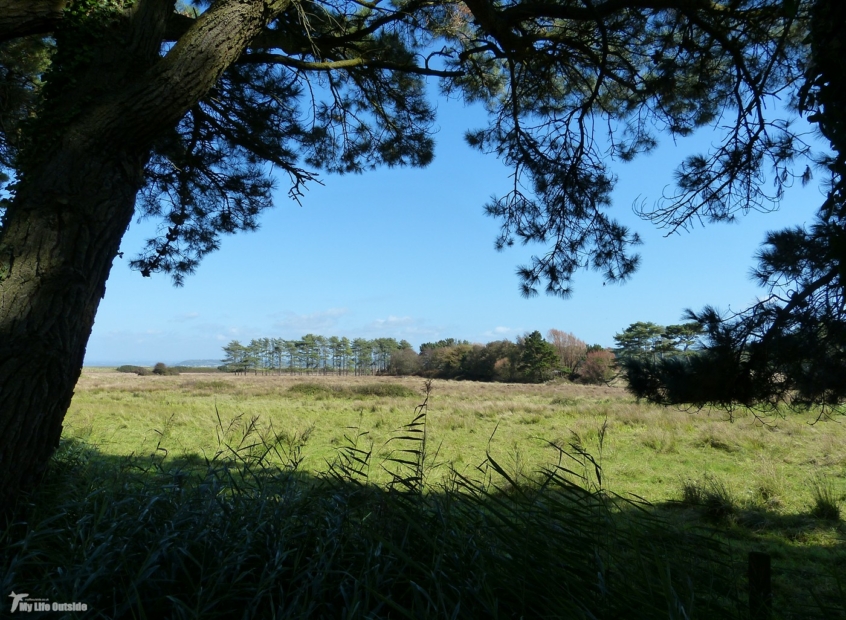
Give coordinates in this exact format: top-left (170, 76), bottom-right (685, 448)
top-left (175, 359), bottom-right (222, 368)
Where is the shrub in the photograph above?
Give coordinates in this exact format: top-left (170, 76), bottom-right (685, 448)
top-left (388, 348), bottom-right (422, 375)
top-left (421, 343), bottom-right (475, 378)
top-left (152, 362), bottom-right (179, 376)
top-left (493, 357), bottom-right (517, 382)
top-left (116, 365), bottom-right (151, 376)
top-left (575, 349), bottom-right (616, 384)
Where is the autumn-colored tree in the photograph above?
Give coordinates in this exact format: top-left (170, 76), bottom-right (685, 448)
top-left (547, 329), bottom-right (588, 372)
top-left (576, 350), bottom-right (616, 385)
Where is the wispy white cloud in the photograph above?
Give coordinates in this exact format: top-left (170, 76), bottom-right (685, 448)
top-left (204, 325), bottom-right (266, 346)
top-left (272, 308), bottom-right (350, 334)
top-left (362, 315), bottom-right (443, 339)
top-left (171, 312), bottom-right (200, 323)
top-left (481, 325), bottom-right (522, 338)
top-left (369, 315), bottom-right (414, 328)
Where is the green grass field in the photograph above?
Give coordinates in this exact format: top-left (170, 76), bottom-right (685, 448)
top-left (67, 369), bottom-right (846, 513)
top-left (5, 369), bottom-right (846, 618)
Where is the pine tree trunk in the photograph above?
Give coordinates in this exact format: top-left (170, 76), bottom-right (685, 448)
top-left (0, 0), bottom-right (291, 516)
top-left (0, 147), bottom-right (146, 514)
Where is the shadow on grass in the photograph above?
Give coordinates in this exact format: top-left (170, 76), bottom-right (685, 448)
top-left (647, 495), bottom-right (846, 620)
top-left (2, 397), bottom-right (844, 619)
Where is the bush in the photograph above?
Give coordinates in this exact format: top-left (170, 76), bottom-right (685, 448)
top-left (421, 343), bottom-right (475, 378)
top-left (575, 349), bottom-right (616, 384)
top-left (152, 362), bottom-right (179, 376)
top-left (493, 356), bottom-right (517, 382)
top-left (116, 365), bottom-right (151, 376)
top-left (388, 348), bottom-right (422, 375)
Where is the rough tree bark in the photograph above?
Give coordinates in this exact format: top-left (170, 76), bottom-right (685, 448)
top-left (0, 0), bottom-right (291, 516)
top-left (0, 0), bottom-right (68, 41)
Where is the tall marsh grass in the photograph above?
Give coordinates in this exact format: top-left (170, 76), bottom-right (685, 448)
top-left (2, 387), bottom-right (742, 619)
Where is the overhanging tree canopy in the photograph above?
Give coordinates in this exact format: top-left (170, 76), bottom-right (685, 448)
top-left (0, 0), bottom-right (825, 510)
top-left (622, 0), bottom-right (845, 413)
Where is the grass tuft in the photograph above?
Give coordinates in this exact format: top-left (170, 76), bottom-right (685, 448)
top-left (186, 379), bottom-right (230, 391)
top-left (679, 475), bottom-right (738, 523)
top-left (752, 459), bottom-right (786, 509)
top-left (349, 383), bottom-right (418, 398)
top-left (287, 381), bottom-right (335, 397)
top-left (288, 381), bottom-right (417, 399)
top-left (810, 476), bottom-right (841, 521)
top-left (696, 428), bottom-right (739, 453)
top-left (641, 427), bottom-right (678, 453)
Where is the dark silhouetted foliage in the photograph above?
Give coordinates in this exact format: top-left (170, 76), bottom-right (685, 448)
top-left (624, 0), bottom-right (846, 410)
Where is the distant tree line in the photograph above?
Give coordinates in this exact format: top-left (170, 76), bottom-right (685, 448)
top-left (221, 336), bottom-right (413, 376)
top-left (221, 331), bottom-right (615, 384)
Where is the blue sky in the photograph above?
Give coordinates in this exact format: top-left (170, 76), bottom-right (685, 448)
top-left (84, 94), bottom-right (824, 365)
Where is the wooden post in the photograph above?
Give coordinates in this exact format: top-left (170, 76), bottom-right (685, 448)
top-left (749, 551), bottom-right (772, 620)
